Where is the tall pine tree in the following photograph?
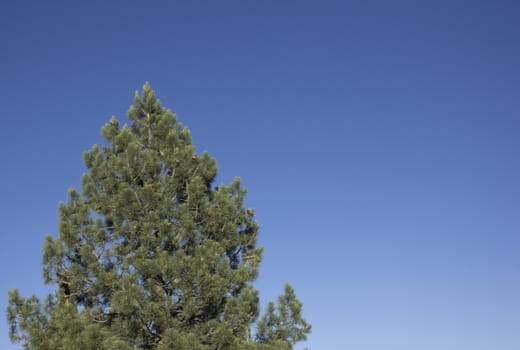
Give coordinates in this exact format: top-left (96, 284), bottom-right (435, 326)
top-left (7, 83), bottom-right (310, 350)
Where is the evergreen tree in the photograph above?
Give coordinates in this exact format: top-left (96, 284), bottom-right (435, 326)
top-left (7, 83), bottom-right (310, 350)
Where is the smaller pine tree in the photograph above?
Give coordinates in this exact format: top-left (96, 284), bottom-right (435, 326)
top-left (256, 284), bottom-right (311, 349)
top-left (7, 83), bottom-right (310, 350)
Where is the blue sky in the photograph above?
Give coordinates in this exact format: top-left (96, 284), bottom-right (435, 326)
top-left (1, 1), bottom-right (519, 349)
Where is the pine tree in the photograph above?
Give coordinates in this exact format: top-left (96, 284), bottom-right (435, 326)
top-left (7, 83), bottom-right (310, 350)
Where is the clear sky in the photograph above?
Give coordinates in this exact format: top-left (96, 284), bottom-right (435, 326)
top-left (1, 1), bottom-right (519, 349)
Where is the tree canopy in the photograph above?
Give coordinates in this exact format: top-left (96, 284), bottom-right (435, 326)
top-left (7, 83), bottom-right (310, 350)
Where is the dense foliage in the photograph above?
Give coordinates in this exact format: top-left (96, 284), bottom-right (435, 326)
top-left (7, 84), bottom-right (310, 350)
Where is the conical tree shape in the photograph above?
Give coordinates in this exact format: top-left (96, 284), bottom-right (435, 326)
top-left (7, 83), bottom-right (310, 350)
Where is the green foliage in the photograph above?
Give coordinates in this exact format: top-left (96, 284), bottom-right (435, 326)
top-left (7, 83), bottom-right (310, 349)
top-left (256, 284), bottom-right (311, 348)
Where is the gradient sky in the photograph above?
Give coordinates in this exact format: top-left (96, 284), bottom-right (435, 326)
top-left (1, 1), bottom-right (519, 349)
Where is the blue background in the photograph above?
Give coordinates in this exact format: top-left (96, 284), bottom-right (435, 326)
top-left (1, 1), bottom-right (519, 349)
